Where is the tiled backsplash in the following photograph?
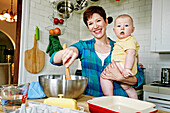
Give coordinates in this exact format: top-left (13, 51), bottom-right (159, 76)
top-left (21, 0), bottom-right (170, 84)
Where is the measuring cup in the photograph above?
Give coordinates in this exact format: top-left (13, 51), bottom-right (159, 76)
top-left (0, 83), bottom-right (29, 113)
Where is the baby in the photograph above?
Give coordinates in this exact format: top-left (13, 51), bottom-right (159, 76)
top-left (100, 14), bottom-right (140, 99)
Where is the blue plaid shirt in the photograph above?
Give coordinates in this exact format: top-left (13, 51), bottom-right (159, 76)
top-left (50, 38), bottom-right (144, 97)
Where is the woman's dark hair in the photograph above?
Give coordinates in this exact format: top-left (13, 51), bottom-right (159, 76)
top-left (83, 6), bottom-right (113, 26)
top-left (83, 6), bottom-right (107, 26)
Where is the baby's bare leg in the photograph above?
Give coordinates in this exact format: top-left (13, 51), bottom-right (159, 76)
top-left (100, 76), bottom-right (113, 96)
top-left (121, 84), bottom-right (138, 99)
top-left (100, 62), bottom-right (122, 96)
top-left (116, 62), bottom-right (138, 99)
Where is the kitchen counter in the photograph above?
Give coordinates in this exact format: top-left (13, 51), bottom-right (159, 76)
top-left (144, 84), bottom-right (170, 95)
top-left (0, 94), bottom-right (169, 113)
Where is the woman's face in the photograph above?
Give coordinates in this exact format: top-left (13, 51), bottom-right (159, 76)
top-left (87, 13), bottom-right (108, 39)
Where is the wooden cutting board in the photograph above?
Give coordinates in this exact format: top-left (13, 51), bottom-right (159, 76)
top-left (24, 34), bottom-right (45, 73)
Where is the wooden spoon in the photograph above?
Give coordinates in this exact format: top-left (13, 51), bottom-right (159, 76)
top-left (63, 43), bottom-right (71, 80)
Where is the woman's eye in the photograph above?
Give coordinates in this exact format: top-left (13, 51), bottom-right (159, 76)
top-left (97, 19), bottom-right (101, 22)
top-left (125, 25), bottom-right (129, 27)
top-left (88, 23), bottom-right (92, 26)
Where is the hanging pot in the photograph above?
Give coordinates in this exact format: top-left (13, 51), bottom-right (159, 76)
top-left (57, 1), bottom-right (74, 19)
top-left (89, 0), bottom-right (100, 4)
top-left (74, 0), bottom-right (88, 12)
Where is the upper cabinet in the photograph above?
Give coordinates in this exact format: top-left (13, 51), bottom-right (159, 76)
top-left (151, 0), bottom-right (170, 53)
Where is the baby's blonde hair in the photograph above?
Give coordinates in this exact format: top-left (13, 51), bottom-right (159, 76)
top-left (114, 14), bottom-right (134, 27)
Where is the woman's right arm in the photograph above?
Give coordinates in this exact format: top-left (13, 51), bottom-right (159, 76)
top-left (101, 60), bottom-right (144, 87)
top-left (101, 60), bottom-right (137, 85)
top-left (52, 46), bottom-right (79, 67)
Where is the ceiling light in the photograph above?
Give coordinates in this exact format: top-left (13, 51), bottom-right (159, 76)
top-left (0, 12), bottom-right (6, 20)
top-left (0, 0), bottom-right (17, 22)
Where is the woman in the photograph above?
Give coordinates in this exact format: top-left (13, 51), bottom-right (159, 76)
top-left (50, 6), bottom-right (144, 97)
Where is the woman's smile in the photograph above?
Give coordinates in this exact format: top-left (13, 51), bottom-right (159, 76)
top-left (93, 28), bottom-right (102, 34)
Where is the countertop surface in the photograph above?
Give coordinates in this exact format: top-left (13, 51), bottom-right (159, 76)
top-left (143, 83), bottom-right (170, 95)
top-left (0, 94), bottom-right (169, 113)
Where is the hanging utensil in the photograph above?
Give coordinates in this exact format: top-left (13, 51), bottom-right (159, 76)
top-left (24, 34), bottom-right (45, 73)
top-left (74, 0), bottom-right (88, 12)
top-left (57, 1), bottom-right (74, 19)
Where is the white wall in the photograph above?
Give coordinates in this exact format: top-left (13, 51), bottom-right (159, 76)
top-left (19, 0), bottom-right (80, 83)
top-left (20, 0), bottom-right (170, 84)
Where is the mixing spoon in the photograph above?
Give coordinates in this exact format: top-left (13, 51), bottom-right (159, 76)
top-left (63, 43), bottom-right (71, 80)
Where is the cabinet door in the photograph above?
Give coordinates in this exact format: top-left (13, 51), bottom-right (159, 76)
top-left (151, 0), bottom-right (170, 52)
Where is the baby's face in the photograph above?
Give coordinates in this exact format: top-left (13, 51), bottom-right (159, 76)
top-left (113, 17), bottom-right (134, 39)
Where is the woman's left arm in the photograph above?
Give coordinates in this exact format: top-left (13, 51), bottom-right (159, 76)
top-left (101, 60), bottom-right (144, 86)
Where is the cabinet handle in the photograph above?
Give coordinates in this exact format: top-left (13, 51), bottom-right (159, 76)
top-left (161, 106), bottom-right (170, 110)
top-left (148, 96), bottom-right (170, 102)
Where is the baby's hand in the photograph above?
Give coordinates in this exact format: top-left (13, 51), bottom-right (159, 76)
top-left (122, 69), bottom-right (134, 78)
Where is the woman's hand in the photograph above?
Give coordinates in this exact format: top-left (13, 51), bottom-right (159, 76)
top-left (101, 60), bottom-right (137, 85)
top-left (53, 46), bottom-right (78, 67)
top-left (101, 60), bottom-right (124, 81)
top-left (62, 47), bottom-right (78, 67)
top-left (138, 63), bottom-right (144, 68)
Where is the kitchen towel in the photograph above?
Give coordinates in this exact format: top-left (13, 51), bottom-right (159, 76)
top-left (27, 82), bottom-right (46, 99)
top-left (46, 35), bottom-right (63, 57)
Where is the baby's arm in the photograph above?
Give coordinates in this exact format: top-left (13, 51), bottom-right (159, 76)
top-left (122, 49), bottom-right (136, 77)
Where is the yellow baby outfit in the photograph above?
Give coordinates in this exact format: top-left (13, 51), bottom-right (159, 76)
top-left (111, 36), bottom-right (140, 75)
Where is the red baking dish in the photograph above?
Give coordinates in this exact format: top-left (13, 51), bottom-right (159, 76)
top-left (87, 96), bottom-right (158, 113)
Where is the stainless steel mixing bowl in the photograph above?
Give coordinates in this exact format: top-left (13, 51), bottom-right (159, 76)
top-left (39, 75), bottom-right (88, 99)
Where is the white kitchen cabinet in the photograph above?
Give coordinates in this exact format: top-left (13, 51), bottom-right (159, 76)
top-left (151, 0), bottom-right (170, 52)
